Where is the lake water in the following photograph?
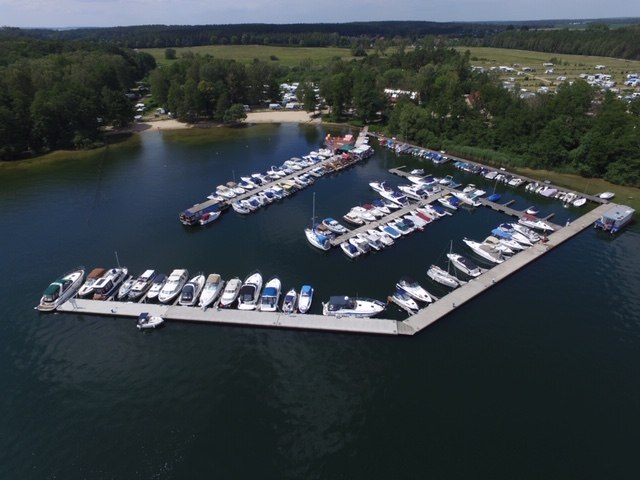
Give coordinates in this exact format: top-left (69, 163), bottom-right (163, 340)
top-left (1, 123), bottom-right (638, 479)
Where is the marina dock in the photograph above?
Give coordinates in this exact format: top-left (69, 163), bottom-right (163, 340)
top-left (400, 203), bottom-right (611, 334)
top-left (56, 202), bottom-right (611, 336)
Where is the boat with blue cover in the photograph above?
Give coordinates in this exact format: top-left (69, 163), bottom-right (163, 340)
top-left (298, 285), bottom-right (314, 313)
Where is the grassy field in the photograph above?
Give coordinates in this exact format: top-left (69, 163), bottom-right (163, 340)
top-left (141, 45), bottom-right (356, 67)
top-left (457, 46), bottom-right (640, 94)
top-left (513, 166), bottom-right (639, 212)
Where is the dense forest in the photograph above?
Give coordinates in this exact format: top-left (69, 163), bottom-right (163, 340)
top-left (0, 27), bottom-right (638, 186)
top-left (472, 24), bottom-right (640, 60)
top-left (0, 38), bottom-right (155, 158)
top-left (152, 40), bottom-right (639, 186)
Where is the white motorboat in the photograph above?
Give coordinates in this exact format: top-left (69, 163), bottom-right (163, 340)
top-left (343, 211), bottom-right (365, 226)
top-left (512, 222), bottom-right (543, 241)
top-left (128, 269), bottom-right (157, 301)
top-left (77, 267), bottom-right (106, 298)
top-left (199, 273), bottom-right (225, 309)
top-left (437, 194), bottom-right (460, 210)
top-left (598, 191), bottom-right (615, 200)
top-left (259, 277), bottom-right (281, 312)
top-left (267, 165), bottom-right (286, 178)
top-left (380, 198), bottom-right (401, 210)
top-left (389, 218), bottom-right (414, 235)
top-left (487, 232), bottom-right (525, 251)
top-left (340, 241), bottom-right (361, 258)
top-left (398, 184), bottom-right (428, 200)
top-left (369, 228), bottom-right (394, 247)
top-left (226, 182), bottom-right (245, 195)
top-left (136, 312), bottom-right (164, 330)
top-left (518, 214), bottom-right (555, 232)
top-left (427, 264), bottom-right (465, 288)
top-left (404, 213), bottom-right (427, 229)
top-left (117, 275), bottom-right (136, 300)
top-left (298, 285), bottom-right (313, 313)
top-left (497, 223), bottom-right (535, 245)
top-left (380, 189), bottom-right (410, 207)
top-left (396, 276), bottom-right (434, 303)
top-left (180, 273), bottom-right (206, 307)
top-left (447, 253), bottom-right (486, 277)
top-left (219, 277), bottom-right (242, 308)
top-left (378, 224), bottom-right (402, 239)
top-left (371, 199), bottom-right (391, 214)
top-left (145, 273), bottom-right (167, 302)
top-left (281, 288), bottom-right (297, 313)
top-left (215, 185), bottom-right (236, 199)
top-left (92, 267), bottom-right (128, 301)
top-left (463, 238), bottom-right (504, 264)
top-left (322, 217), bottom-right (348, 235)
top-left (390, 288), bottom-right (419, 313)
top-left (322, 295), bottom-right (386, 318)
top-left (362, 203), bottom-right (385, 218)
top-left (349, 206), bottom-right (376, 223)
top-left (232, 201), bottom-right (252, 214)
top-left (37, 266), bottom-right (85, 311)
top-left (349, 236), bottom-right (371, 254)
top-left (362, 231), bottom-right (385, 251)
top-left (573, 197), bottom-right (587, 207)
top-left (451, 191), bottom-right (481, 207)
top-left (199, 210), bottom-right (221, 225)
top-left (369, 181), bottom-right (393, 195)
top-left (525, 206), bottom-right (540, 216)
top-left (482, 236), bottom-right (515, 255)
top-left (158, 269), bottom-right (189, 304)
top-left (237, 271), bottom-right (263, 310)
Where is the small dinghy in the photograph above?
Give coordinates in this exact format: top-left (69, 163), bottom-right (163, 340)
top-left (137, 312), bottom-right (164, 330)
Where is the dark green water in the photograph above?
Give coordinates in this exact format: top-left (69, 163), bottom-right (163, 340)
top-left (1, 123), bottom-right (639, 479)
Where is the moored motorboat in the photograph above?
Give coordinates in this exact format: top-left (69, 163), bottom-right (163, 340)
top-left (349, 235), bottom-right (371, 254)
top-left (117, 275), bottom-right (136, 300)
top-left (378, 224), bottom-right (402, 239)
top-left (128, 269), bottom-right (157, 301)
top-left (322, 295), bottom-right (386, 318)
top-left (92, 267), bottom-right (128, 301)
top-left (340, 241), bottom-right (361, 258)
top-left (136, 312), bottom-right (164, 330)
top-left (237, 271), bottom-right (263, 310)
top-left (199, 273), bottom-right (225, 309)
top-left (497, 223), bottom-right (535, 245)
top-left (598, 191), bottom-right (615, 200)
top-left (281, 288), bottom-right (297, 313)
top-left (219, 277), bottom-right (242, 308)
top-left (199, 210), bottom-right (221, 225)
top-left (77, 267), bottom-right (106, 298)
top-left (179, 272), bottom-right (206, 306)
top-left (396, 276), bottom-right (434, 303)
top-left (463, 238), bottom-right (504, 264)
top-left (343, 211), bottom-right (365, 226)
top-left (298, 285), bottom-right (314, 313)
top-left (390, 287), bottom-right (419, 313)
top-left (594, 204), bottom-right (635, 234)
top-left (158, 269), bottom-right (189, 304)
top-left (369, 228), bottom-right (394, 247)
top-left (446, 253), bottom-right (486, 277)
top-left (145, 273), bottom-right (167, 302)
top-left (517, 215), bottom-right (553, 233)
top-left (322, 217), bottom-right (348, 235)
top-left (37, 266), bottom-right (85, 311)
top-left (259, 277), bottom-right (281, 312)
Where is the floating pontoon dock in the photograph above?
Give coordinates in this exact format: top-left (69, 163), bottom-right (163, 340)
top-left (57, 203), bottom-right (612, 336)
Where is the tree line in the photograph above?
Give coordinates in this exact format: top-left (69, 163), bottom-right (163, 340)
top-left (0, 37), bottom-right (156, 159)
top-left (467, 24), bottom-right (640, 61)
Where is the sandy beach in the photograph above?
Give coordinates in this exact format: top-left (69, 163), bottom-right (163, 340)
top-left (139, 110), bottom-right (320, 131)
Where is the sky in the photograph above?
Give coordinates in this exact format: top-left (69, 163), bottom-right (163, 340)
top-left (1, 0), bottom-right (639, 28)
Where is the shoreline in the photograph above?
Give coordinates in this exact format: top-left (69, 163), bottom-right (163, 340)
top-left (138, 110), bottom-right (321, 132)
